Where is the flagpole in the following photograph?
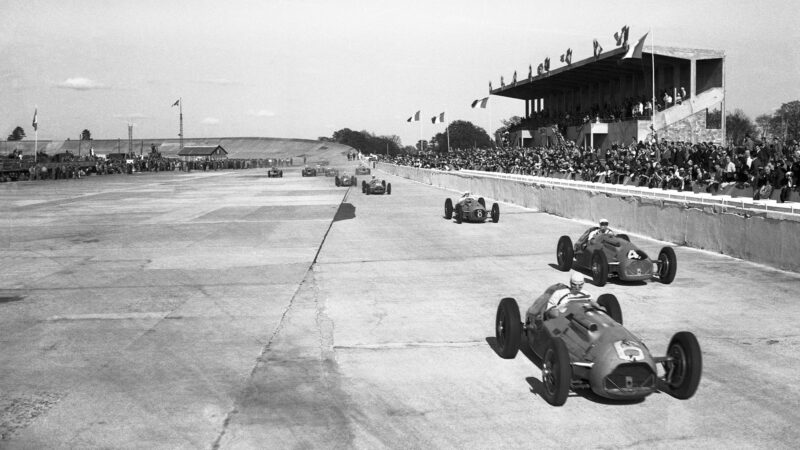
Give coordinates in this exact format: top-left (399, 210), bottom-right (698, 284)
top-left (651, 27), bottom-right (656, 144)
top-left (446, 110), bottom-right (451, 153)
top-left (179, 97), bottom-right (184, 150)
top-left (33, 106), bottom-right (38, 163)
top-left (419, 112), bottom-right (422, 152)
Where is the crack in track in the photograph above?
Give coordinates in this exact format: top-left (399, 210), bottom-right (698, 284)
top-left (210, 185), bottom-right (350, 450)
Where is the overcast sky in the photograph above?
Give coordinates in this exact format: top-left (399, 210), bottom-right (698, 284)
top-left (2, 0), bottom-right (798, 147)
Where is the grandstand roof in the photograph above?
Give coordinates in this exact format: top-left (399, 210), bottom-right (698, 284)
top-left (492, 45), bottom-right (725, 100)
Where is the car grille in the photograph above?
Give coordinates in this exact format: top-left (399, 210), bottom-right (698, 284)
top-left (604, 363), bottom-right (655, 393)
top-left (623, 259), bottom-right (652, 278)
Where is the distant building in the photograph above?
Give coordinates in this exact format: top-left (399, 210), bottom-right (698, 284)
top-left (178, 145), bottom-right (228, 161)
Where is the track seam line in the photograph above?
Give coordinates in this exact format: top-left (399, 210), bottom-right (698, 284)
top-left (210, 185), bottom-right (350, 450)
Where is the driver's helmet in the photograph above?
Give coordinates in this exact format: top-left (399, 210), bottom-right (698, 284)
top-left (569, 272), bottom-right (584, 292)
top-left (599, 218), bottom-right (609, 231)
top-left (462, 191), bottom-right (472, 198)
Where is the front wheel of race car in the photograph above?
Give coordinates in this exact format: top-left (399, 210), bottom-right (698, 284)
top-left (478, 197), bottom-right (486, 208)
top-left (662, 331), bottom-right (702, 400)
top-left (556, 236), bottom-right (574, 271)
top-left (597, 293), bottom-right (622, 325)
top-left (657, 247), bottom-right (678, 284)
top-left (495, 297), bottom-right (521, 359)
top-left (362, 181), bottom-right (367, 193)
top-left (386, 183), bottom-right (391, 195)
top-left (335, 176), bottom-right (340, 187)
top-left (491, 203), bottom-right (499, 223)
top-left (454, 204), bottom-right (463, 224)
top-left (541, 338), bottom-right (571, 406)
top-left (444, 198), bottom-right (453, 219)
top-left (382, 180), bottom-right (386, 188)
top-left (591, 250), bottom-right (609, 286)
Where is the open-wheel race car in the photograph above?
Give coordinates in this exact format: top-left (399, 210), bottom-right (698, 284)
top-left (444, 193), bottom-right (499, 224)
top-left (494, 288), bottom-right (702, 406)
top-left (362, 177), bottom-right (391, 195)
top-left (301, 166), bottom-right (317, 177)
top-left (556, 228), bottom-right (676, 286)
top-left (355, 166), bottom-right (371, 175)
top-left (335, 173), bottom-right (357, 187)
top-left (267, 167), bottom-right (283, 177)
top-left (324, 167), bottom-right (338, 177)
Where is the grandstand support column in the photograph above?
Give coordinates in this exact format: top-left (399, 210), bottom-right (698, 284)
top-left (525, 100), bottom-right (529, 119)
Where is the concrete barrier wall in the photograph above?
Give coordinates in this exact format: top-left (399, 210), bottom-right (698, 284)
top-left (378, 163), bottom-right (800, 273)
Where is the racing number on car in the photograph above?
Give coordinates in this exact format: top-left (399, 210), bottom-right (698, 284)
top-left (627, 250), bottom-right (640, 260)
top-left (476, 210), bottom-right (484, 218)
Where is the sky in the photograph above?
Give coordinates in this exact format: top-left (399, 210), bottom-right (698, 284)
top-left (2, 0), bottom-right (799, 147)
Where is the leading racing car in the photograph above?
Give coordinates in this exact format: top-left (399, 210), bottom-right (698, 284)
top-left (301, 166), bottom-right (317, 177)
top-left (267, 167), bottom-right (283, 177)
top-left (335, 173), bottom-right (357, 187)
top-left (355, 166), bottom-right (371, 175)
top-left (362, 177), bottom-right (391, 195)
top-left (444, 193), bottom-right (499, 224)
top-left (494, 288), bottom-right (702, 406)
top-left (556, 228), bottom-right (676, 286)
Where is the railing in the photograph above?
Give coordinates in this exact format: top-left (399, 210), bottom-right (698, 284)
top-left (458, 169), bottom-right (799, 216)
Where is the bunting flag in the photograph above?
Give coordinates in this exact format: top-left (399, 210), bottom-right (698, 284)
top-left (544, 57), bottom-right (550, 72)
top-left (489, 81), bottom-right (493, 92)
top-left (528, 64), bottom-right (532, 80)
top-left (512, 71), bottom-right (517, 83)
top-left (537, 63), bottom-right (544, 75)
top-left (407, 110), bottom-right (421, 122)
top-left (172, 99), bottom-right (180, 107)
top-left (566, 48), bottom-right (573, 64)
top-left (622, 32), bottom-right (648, 59)
top-left (614, 25), bottom-right (630, 47)
top-left (500, 76), bottom-right (505, 87)
top-left (471, 97), bottom-right (489, 108)
top-left (32, 108), bottom-right (38, 131)
top-left (593, 39), bottom-right (603, 58)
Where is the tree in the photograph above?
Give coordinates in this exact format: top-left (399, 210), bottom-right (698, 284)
top-left (774, 100), bottom-right (800, 142)
top-left (7, 126), bottom-right (26, 141)
top-left (431, 120), bottom-right (492, 152)
top-left (329, 128), bottom-right (403, 156)
top-left (725, 109), bottom-right (755, 146)
top-left (81, 129), bottom-right (92, 140)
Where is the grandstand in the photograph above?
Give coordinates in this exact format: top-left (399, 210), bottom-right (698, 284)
top-left (0, 137), bottom-right (353, 163)
top-left (493, 45), bottom-right (725, 149)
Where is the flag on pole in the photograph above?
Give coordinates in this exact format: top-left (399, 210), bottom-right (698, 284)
top-left (172, 99), bottom-right (180, 107)
top-left (614, 25), bottom-right (630, 47)
top-left (623, 32), bottom-right (648, 59)
top-left (430, 112), bottom-right (445, 124)
top-left (471, 97), bottom-right (489, 109)
top-left (32, 108), bottom-right (38, 131)
top-left (407, 110), bottom-right (420, 122)
top-left (593, 39), bottom-right (603, 57)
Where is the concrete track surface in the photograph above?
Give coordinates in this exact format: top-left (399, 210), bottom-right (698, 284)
top-left (1, 166), bottom-right (799, 449)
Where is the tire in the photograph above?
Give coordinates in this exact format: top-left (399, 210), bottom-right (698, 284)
top-left (591, 250), bottom-right (609, 286)
top-left (556, 236), bottom-right (574, 271)
top-left (491, 203), bottom-right (499, 223)
top-left (386, 183), bottom-right (391, 195)
top-left (597, 293), bottom-right (622, 325)
top-left (382, 180), bottom-right (386, 188)
top-left (657, 247), bottom-right (677, 284)
top-left (662, 331), bottom-right (702, 399)
top-left (495, 298), bottom-right (521, 359)
top-left (279, 171), bottom-right (283, 177)
top-left (541, 338), bottom-right (571, 406)
top-left (335, 176), bottom-right (340, 186)
top-left (478, 197), bottom-right (486, 208)
top-left (616, 233), bottom-right (630, 241)
top-left (455, 204), bottom-right (463, 224)
top-left (444, 198), bottom-right (453, 219)
top-left (353, 177), bottom-right (357, 186)
top-left (362, 181), bottom-right (367, 193)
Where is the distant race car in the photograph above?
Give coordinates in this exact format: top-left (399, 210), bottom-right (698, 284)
top-left (444, 193), bottom-right (499, 224)
top-left (362, 177), bottom-right (391, 195)
top-left (324, 168), bottom-right (338, 177)
top-left (556, 229), bottom-right (676, 286)
top-left (355, 166), bottom-right (371, 175)
top-left (301, 166), bottom-right (317, 177)
top-left (335, 173), bottom-right (357, 187)
top-left (267, 167), bottom-right (283, 178)
top-left (494, 288), bottom-right (702, 406)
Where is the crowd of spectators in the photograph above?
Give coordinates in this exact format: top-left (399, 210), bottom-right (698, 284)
top-left (382, 135), bottom-right (800, 203)
top-left (0, 150), bottom-right (286, 183)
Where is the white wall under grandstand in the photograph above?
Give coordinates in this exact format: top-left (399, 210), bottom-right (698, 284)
top-left (378, 163), bottom-right (800, 273)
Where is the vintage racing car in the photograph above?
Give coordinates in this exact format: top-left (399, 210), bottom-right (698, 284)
top-left (355, 166), bottom-right (371, 175)
top-left (301, 166), bottom-right (317, 177)
top-left (324, 167), bottom-right (338, 177)
top-left (267, 167), bottom-right (283, 177)
top-left (556, 229), bottom-right (676, 286)
top-left (444, 193), bottom-right (499, 223)
top-left (335, 173), bottom-right (357, 187)
top-left (494, 289), bottom-right (702, 406)
top-left (362, 177), bottom-right (391, 195)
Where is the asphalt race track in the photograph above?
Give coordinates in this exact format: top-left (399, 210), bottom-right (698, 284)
top-left (2, 164), bottom-right (799, 448)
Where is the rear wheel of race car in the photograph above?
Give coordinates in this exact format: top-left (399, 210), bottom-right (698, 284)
top-left (591, 250), bottom-right (609, 286)
top-left (556, 236), bottom-right (574, 271)
top-left (455, 204), bottom-right (463, 224)
top-left (335, 176), bottom-right (340, 186)
top-left (478, 197), bottom-right (486, 208)
top-left (279, 171), bottom-right (283, 177)
top-left (491, 203), bottom-right (500, 223)
top-left (495, 297), bottom-right (521, 359)
top-left (657, 247), bottom-right (678, 284)
top-left (362, 181), bottom-right (367, 193)
top-left (444, 198), bottom-right (453, 219)
top-left (386, 183), bottom-right (392, 195)
top-left (541, 338), bottom-right (571, 406)
top-left (597, 293), bottom-right (623, 325)
top-left (662, 331), bottom-right (702, 399)
top-left (616, 233), bottom-right (630, 241)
